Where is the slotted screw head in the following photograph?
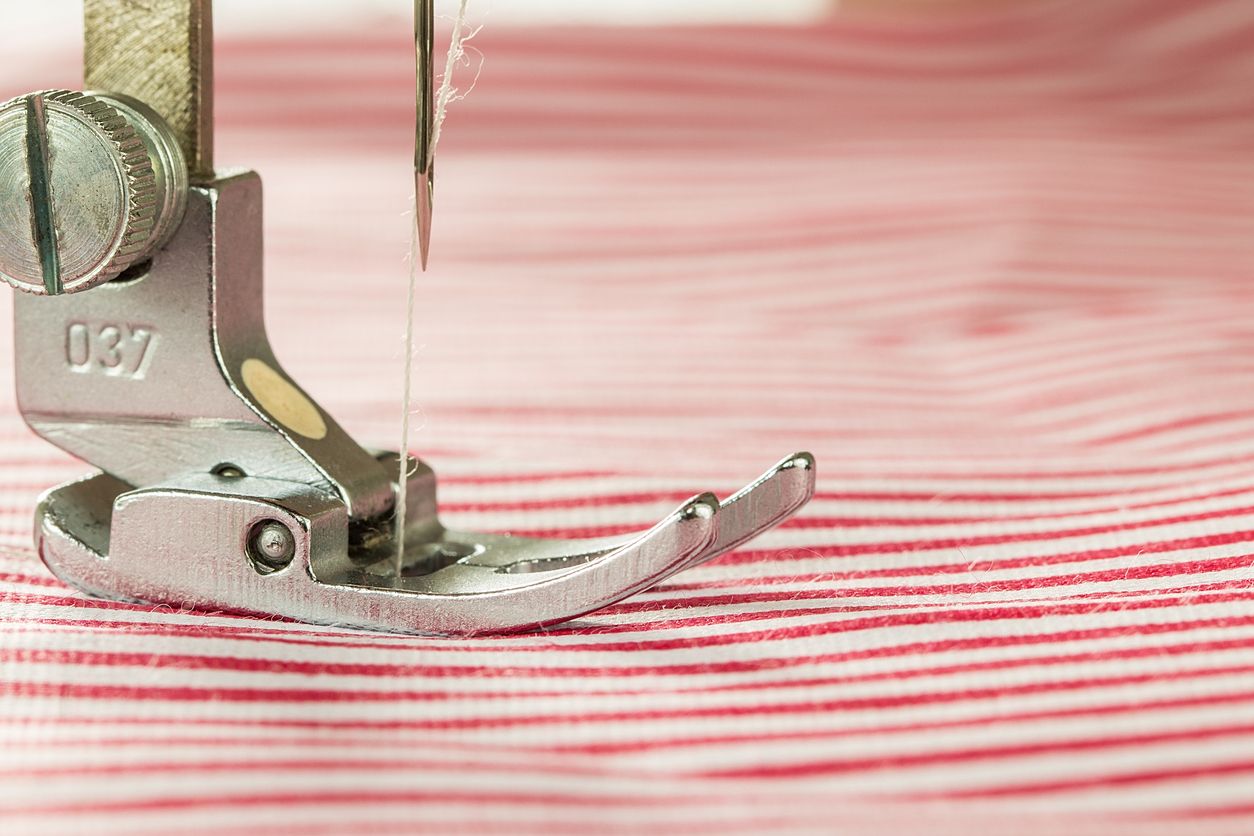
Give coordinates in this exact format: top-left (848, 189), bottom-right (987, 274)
top-left (0, 90), bottom-right (188, 295)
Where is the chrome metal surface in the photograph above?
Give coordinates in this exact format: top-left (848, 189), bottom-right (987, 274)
top-left (37, 454), bottom-right (815, 635)
top-left (0, 90), bottom-right (188, 295)
top-left (14, 172), bottom-right (396, 522)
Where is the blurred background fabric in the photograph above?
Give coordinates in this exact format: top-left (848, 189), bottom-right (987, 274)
top-left (4, 0), bottom-right (1254, 832)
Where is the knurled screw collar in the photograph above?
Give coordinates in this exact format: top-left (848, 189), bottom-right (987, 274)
top-left (0, 90), bottom-right (189, 295)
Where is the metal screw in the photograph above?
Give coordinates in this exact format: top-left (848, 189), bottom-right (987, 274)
top-left (248, 520), bottom-right (296, 573)
top-left (0, 90), bottom-right (188, 295)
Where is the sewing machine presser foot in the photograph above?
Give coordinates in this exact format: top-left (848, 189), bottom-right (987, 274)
top-left (0, 3), bottom-right (816, 636)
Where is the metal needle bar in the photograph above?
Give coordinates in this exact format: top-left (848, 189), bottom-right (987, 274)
top-left (415, 0), bottom-right (435, 270)
top-left (84, 0), bottom-right (213, 180)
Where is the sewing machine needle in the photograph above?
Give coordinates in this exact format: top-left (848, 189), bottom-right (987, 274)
top-left (415, 0), bottom-right (434, 270)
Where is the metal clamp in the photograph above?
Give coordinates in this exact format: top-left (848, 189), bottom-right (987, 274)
top-left (1, 1), bottom-right (815, 635)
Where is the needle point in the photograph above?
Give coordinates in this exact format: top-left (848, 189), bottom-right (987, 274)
top-left (416, 169), bottom-right (433, 271)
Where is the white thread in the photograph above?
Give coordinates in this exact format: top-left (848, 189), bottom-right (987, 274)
top-left (394, 222), bottom-right (421, 580)
top-left (430, 0), bottom-right (482, 164)
top-left (395, 0), bottom-right (478, 579)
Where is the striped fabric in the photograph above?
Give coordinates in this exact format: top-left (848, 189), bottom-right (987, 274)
top-left (4, 0), bottom-right (1254, 832)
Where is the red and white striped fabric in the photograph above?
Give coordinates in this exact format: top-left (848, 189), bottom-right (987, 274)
top-left (4, 0), bottom-right (1254, 832)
